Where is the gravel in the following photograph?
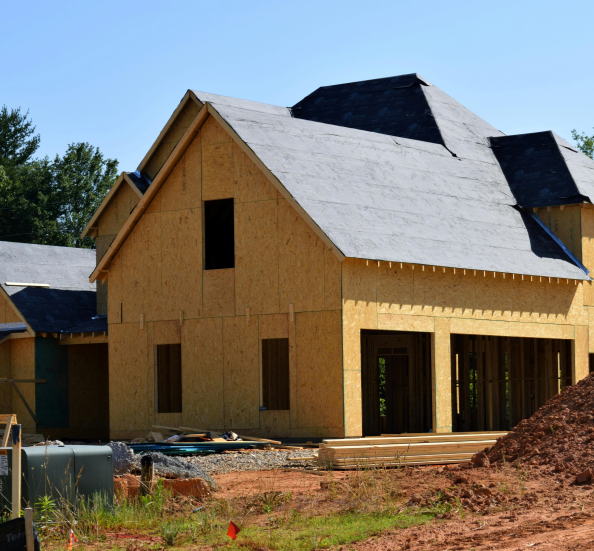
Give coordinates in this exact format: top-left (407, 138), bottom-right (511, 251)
top-left (131, 452), bottom-right (217, 489)
top-left (110, 441), bottom-right (317, 485)
top-left (180, 449), bottom-right (317, 475)
top-left (108, 441), bottom-right (136, 475)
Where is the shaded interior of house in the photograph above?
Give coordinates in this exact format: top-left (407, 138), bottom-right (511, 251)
top-left (361, 330), bottom-right (577, 436)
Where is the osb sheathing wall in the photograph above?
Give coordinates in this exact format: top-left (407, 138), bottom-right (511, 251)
top-left (107, 116), bottom-right (343, 439)
top-left (95, 182), bottom-right (141, 315)
top-left (341, 258), bottom-right (590, 436)
top-left (0, 293), bottom-right (35, 431)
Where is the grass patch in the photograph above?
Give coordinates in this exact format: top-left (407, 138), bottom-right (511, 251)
top-left (30, 466), bottom-right (447, 550)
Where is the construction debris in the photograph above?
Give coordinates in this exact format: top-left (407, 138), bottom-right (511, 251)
top-left (318, 433), bottom-right (507, 470)
top-left (108, 441), bottom-right (136, 475)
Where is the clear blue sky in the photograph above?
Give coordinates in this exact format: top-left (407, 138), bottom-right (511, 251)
top-left (2, 0), bottom-right (593, 172)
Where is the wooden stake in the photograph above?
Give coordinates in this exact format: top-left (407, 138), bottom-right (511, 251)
top-left (11, 423), bottom-right (21, 519)
top-left (25, 507), bottom-right (34, 551)
top-left (179, 310), bottom-right (184, 326)
top-left (140, 455), bottom-right (154, 497)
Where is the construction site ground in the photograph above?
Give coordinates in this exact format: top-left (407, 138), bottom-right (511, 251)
top-left (40, 460), bottom-right (594, 550)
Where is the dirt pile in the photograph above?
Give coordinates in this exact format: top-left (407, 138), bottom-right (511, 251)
top-left (481, 372), bottom-right (594, 479)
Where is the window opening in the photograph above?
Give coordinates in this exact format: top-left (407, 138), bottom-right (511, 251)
top-left (157, 344), bottom-right (182, 413)
top-left (262, 338), bottom-right (290, 410)
top-left (204, 198), bottom-right (234, 270)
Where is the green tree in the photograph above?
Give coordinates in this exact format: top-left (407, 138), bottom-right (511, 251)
top-left (0, 105), bottom-right (40, 175)
top-left (50, 142), bottom-right (118, 247)
top-left (572, 128), bottom-right (594, 160)
top-left (0, 106), bottom-right (117, 248)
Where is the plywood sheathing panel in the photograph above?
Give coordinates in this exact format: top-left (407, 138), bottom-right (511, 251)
top-left (260, 410), bottom-right (290, 435)
top-left (161, 208), bottom-right (202, 320)
top-left (121, 212), bottom-right (162, 322)
top-left (324, 246), bottom-right (342, 310)
top-left (378, 313), bottom-right (435, 332)
top-left (295, 310), bottom-right (343, 429)
top-left (234, 145), bottom-right (278, 203)
top-left (259, 314), bottom-right (289, 340)
top-left (203, 269), bottom-right (235, 318)
top-left (201, 115), bottom-right (233, 147)
top-left (433, 317), bottom-right (452, 433)
top-left (449, 318), bottom-right (576, 339)
top-left (107, 251), bottom-right (123, 325)
top-left (95, 235), bottom-right (115, 315)
top-left (342, 259), bottom-right (376, 437)
top-left (581, 208), bottom-right (594, 306)
top-left (97, 183), bottom-right (137, 238)
top-left (537, 205), bottom-right (582, 261)
top-left (159, 134), bottom-right (202, 212)
top-left (182, 317), bottom-right (224, 429)
top-left (143, 98), bottom-right (201, 182)
top-left (153, 320), bottom-right (181, 345)
top-left (10, 338), bottom-right (35, 431)
top-left (278, 199), bottom-right (326, 313)
top-left (202, 142), bottom-right (234, 201)
top-left (235, 200), bottom-right (279, 315)
top-left (109, 323), bottom-right (148, 432)
top-left (223, 316), bottom-right (259, 429)
top-left (0, 341), bottom-right (12, 414)
top-left (574, 324), bottom-right (589, 383)
top-left (344, 258), bottom-right (586, 327)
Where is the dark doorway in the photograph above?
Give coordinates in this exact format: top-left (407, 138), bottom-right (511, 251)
top-left (361, 331), bottom-right (432, 436)
top-left (451, 335), bottom-right (572, 432)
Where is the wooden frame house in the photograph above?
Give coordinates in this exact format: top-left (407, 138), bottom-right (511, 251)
top-left (79, 74), bottom-right (594, 440)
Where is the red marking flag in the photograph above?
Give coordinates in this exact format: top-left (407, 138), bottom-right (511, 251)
top-left (227, 520), bottom-right (241, 540)
top-left (66, 529), bottom-right (78, 549)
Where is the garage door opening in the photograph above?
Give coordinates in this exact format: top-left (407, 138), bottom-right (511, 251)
top-left (451, 335), bottom-right (572, 432)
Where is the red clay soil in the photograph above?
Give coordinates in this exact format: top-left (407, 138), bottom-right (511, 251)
top-left (480, 371), bottom-right (594, 483)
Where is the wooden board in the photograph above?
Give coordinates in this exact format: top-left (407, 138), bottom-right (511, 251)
top-left (322, 433), bottom-right (507, 447)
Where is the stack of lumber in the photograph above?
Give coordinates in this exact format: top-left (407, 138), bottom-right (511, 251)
top-left (318, 432), bottom-right (507, 469)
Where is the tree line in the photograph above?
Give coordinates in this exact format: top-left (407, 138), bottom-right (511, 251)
top-left (0, 105), bottom-right (118, 248)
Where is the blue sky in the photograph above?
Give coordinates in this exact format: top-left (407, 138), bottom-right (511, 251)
top-left (2, 0), bottom-right (593, 172)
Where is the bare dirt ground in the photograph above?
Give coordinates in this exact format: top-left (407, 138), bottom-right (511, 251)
top-left (213, 464), bottom-right (594, 550)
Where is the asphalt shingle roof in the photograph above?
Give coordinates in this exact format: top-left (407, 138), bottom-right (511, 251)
top-left (0, 241), bottom-right (96, 332)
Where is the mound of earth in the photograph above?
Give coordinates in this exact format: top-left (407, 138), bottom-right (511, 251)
top-left (479, 372), bottom-right (594, 480)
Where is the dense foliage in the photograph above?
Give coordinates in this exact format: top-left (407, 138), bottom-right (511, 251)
top-left (0, 105), bottom-right (118, 248)
top-left (572, 128), bottom-right (594, 160)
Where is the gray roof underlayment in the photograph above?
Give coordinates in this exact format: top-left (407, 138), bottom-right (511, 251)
top-left (0, 241), bottom-right (96, 333)
top-left (209, 100), bottom-right (588, 280)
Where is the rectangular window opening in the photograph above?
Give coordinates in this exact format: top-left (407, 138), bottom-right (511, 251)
top-left (204, 198), bottom-right (234, 270)
top-left (262, 338), bottom-right (290, 411)
top-left (157, 343), bottom-right (182, 413)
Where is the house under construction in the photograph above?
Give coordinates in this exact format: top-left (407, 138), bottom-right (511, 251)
top-left (3, 73), bottom-right (594, 440)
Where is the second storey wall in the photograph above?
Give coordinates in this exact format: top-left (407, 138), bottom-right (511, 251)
top-left (106, 116), bottom-right (344, 439)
